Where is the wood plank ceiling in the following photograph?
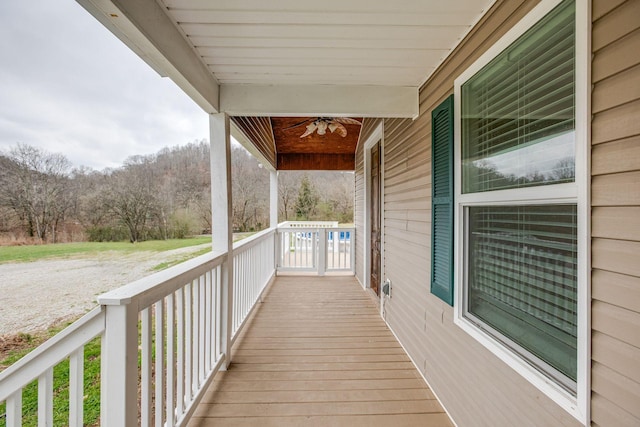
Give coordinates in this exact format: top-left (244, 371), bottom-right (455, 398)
top-left (231, 117), bottom-right (363, 170)
top-left (159, 0), bottom-right (494, 170)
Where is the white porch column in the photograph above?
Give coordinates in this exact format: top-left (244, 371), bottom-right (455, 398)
top-left (270, 170), bottom-right (279, 272)
top-left (100, 303), bottom-right (138, 426)
top-left (270, 170), bottom-right (278, 229)
top-left (210, 112), bottom-right (234, 369)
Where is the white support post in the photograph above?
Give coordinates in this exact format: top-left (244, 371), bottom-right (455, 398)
top-left (210, 112), bottom-right (234, 370)
top-left (318, 228), bottom-right (327, 277)
top-left (270, 170), bottom-right (278, 229)
top-left (270, 170), bottom-right (279, 272)
top-left (100, 304), bottom-right (138, 426)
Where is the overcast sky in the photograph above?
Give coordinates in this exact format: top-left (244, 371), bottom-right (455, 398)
top-left (0, 0), bottom-right (210, 170)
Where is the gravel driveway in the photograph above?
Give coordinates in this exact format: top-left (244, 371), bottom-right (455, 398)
top-left (0, 244), bottom-right (210, 335)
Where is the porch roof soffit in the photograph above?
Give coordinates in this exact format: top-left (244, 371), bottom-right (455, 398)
top-left (77, 0), bottom-right (221, 113)
top-left (76, 0), bottom-right (498, 171)
top-left (76, 0), bottom-right (497, 120)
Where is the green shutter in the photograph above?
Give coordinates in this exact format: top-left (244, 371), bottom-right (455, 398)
top-left (431, 95), bottom-right (454, 305)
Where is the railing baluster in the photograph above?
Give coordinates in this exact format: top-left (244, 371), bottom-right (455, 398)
top-left (192, 278), bottom-right (199, 392)
top-left (37, 368), bottom-right (53, 427)
top-left (205, 270), bottom-right (212, 371)
top-left (155, 301), bottom-right (165, 427)
top-left (6, 391), bottom-right (22, 427)
top-left (184, 281), bottom-right (192, 401)
top-left (141, 307), bottom-right (152, 426)
top-left (318, 229), bottom-right (326, 276)
top-left (351, 231), bottom-right (355, 272)
top-left (69, 347), bottom-right (84, 427)
top-left (215, 267), bottom-right (222, 358)
top-left (176, 287), bottom-right (185, 415)
top-left (244, 252), bottom-right (249, 320)
top-left (166, 293), bottom-right (175, 427)
top-left (233, 257), bottom-right (239, 333)
top-left (198, 275), bottom-right (206, 384)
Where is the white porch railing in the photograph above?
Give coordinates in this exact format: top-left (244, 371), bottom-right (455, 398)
top-left (0, 227), bottom-right (276, 427)
top-left (277, 225), bottom-right (355, 275)
top-left (0, 307), bottom-right (105, 427)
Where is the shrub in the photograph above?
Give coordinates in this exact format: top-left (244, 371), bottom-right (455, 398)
top-left (85, 225), bottom-right (129, 242)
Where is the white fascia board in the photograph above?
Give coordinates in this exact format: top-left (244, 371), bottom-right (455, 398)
top-left (76, 0), bottom-right (220, 113)
top-left (230, 122), bottom-right (276, 171)
top-left (220, 84), bottom-right (419, 119)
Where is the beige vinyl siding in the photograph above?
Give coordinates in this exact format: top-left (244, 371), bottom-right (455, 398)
top-left (591, 1), bottom-right (640, 425)
top-left (356, 0), bottom-right (583, 425)
top-left (354, 119), bottom-right (381, 286)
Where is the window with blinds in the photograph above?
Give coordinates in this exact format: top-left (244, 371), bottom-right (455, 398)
top-left (466, 205), bottom-right (577, 388)
top-left (461, 0), bottom-right (575, 193)
top-left (457, 0), bottom-right (578, 393)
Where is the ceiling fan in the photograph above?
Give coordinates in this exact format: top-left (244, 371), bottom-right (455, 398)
top-left (284, 117), bottom-right (362, 138)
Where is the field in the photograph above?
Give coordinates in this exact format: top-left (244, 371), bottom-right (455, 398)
top-left (0, 236), bottom-right (212, 264)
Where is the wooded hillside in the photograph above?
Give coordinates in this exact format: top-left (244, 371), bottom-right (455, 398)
top-left (0, 142), bottom-right (354, 244)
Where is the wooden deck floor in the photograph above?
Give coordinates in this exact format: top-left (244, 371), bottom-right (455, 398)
top-left (188, 276), bottom-right (453, 427)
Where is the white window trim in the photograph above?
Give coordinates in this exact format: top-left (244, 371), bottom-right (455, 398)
top-left (362, 122), bottom-right (385, 301)
top-left (452, 0), bottom-right (590, 424)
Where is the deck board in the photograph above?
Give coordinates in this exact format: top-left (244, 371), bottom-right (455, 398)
top-left (188, 276), bottom-right (453, 427)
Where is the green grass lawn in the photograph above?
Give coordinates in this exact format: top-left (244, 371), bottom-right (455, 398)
top-left (0, 236), bottom-right (212, 264)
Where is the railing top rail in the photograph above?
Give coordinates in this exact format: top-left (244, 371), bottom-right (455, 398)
top-left (276, 227), bottom-right (354, 233)
top-left (97, 250), bottom-right (226, 309)
top-left (277, 227), bottom-right (319, 232)
top-left (233, 227), bottom-right (275, 253)
top-left (278, 221), bottom-right (338, 228)
top-left (0, 306), bottom-right (105, 402)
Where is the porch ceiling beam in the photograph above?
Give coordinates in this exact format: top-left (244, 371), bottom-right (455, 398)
top-left (76, 0), bottom-right (220, 113)
top-left (220, 84), bottom-right (419, 119)
top-left (277, 153), bottom-right (355, 171)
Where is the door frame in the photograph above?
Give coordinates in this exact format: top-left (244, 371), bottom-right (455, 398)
top-left (363, 122), bottom-right (385, 295)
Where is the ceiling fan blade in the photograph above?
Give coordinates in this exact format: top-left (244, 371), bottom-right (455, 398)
top-left (316, 121), bottom-right (328, 135)
top-left (335, 117), bottom-right (362, 125)
top-left (334, 123), bottom-right (347, 137)
top-left (300, 122), bottom-right (317, 138)
top-left (283, 118), bottom-right (313, 131)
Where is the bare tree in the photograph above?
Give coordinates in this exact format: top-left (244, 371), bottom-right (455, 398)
top-left (0, 144), bottom-right (73, 242)
top-left (278, 172), bottom-right (299, 221)
top-left (231, 145), bottom-right (268, 231)
top-left (327, 172), bottom-right (354, 223)
top-left (102, 156), bottom-right (160, 243)
top-left (72, 167), bottom-right (110, 229)
top-left (550, 157), bottom-right (575, 182)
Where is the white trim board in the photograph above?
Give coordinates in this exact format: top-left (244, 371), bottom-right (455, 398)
top-left (220, 84), bottom-right (418, 118)
top-left (362, 122), bottom-right (385, 298)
